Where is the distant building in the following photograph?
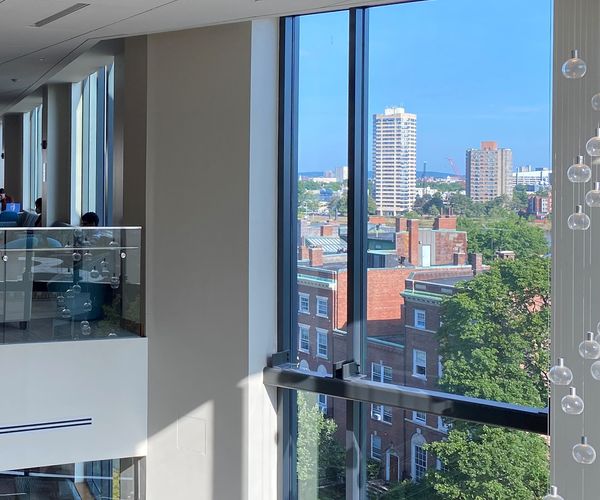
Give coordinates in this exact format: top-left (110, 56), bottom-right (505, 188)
top-left (373, 107), bottom-right (417, 215)
top-left (528, 193), bottom-right (552, 218)
top-left (513, 167), bottom-right (552, 193)
top-left (335, 166), bottom-right (348, 183)
top-left (466, 141), bottom-right (513, 202)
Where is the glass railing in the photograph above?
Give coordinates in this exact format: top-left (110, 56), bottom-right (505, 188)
top-left (0, 227), bottom-right (142, 343)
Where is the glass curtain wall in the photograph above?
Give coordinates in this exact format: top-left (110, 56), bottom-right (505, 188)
top-left (22, 105), bottom-right (43, 212)
top-left (71, 63), bottom-right (115, 226)
top-left (278, 0), bottom-right (553, 498)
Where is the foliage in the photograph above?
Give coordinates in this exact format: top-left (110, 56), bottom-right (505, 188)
top-left (416, 181), bottom-right (464, 193)
top-left (512, 185), bottom-right (529, 212)
top-left (413, 257), bottom-right (551, 500)
top-left (458, 213), bottom-right (549, 263)
top-left (329, 192), bottom-right (348, 217)
top-left (367, 459), bottom-right (382, 481)
top-left (424, 426), bottom-right (548, 500)
top-left (297, 392), bottom-right (345, 499)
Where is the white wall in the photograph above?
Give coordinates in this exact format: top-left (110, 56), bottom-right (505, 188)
top-left (553, 0), bottom-right (600, 496)
top-left (143, 20), bottom-right (278, 500)
top-left (0, 338), bottom-right (147, 471)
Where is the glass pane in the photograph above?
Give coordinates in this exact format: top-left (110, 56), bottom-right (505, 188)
top-left (297, 390), bottom-right (346, 499)
top-left (364, 0), bottom-right (551, 490)
top-left (296, 11), bottom-right (349, 373)
top-left (0, 227), bottom-right (141, 343)
top-left (1, 457), bottom-right (143, 499)
top-left (365, 421), bottom-right (548, 499)
top-left (365, 0), bottom-right (551, 401)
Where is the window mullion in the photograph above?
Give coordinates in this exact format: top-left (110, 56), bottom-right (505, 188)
top-left (347, 8), bottom-right (369, 500)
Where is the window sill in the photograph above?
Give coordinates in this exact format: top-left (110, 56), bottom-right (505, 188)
top-left (317, 353), bottom-right (328, 359)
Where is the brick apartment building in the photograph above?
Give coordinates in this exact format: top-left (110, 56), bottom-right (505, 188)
top-left (295, 216), bottom-right (485, 483)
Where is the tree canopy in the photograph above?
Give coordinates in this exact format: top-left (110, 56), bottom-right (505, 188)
top-left (413, 257), bottom-right (551, 500)
top-left (458, 213), bottom-right (549, 263)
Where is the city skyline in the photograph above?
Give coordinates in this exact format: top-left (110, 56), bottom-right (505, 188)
top-left (297, 0), bottom-right (552, 174)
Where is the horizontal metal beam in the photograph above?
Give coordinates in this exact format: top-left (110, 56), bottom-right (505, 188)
top-left (263, 365), bottom-right (548, 435)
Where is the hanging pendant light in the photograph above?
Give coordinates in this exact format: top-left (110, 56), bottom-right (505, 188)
top-left (548, 357), bottom-right (573, 385)
top-left (586, 182), bottom-right (600, 207)
top-left (568, 205), bottom-right (591, 230)
top-left (586, 126), bottom-right (600, 156)
top-left (579, 331), bottom-right (600, 359)
top-left (573, 436), bottom-right (596, 464)
top-left (562, 49), bottom-right (587, 79)
top-left (567, 155), bottom-right (591, 183)
top-left (593, 93), bottom-right (600, 111)
top-left (561, 387), bottom-right (584, 415)
top-left (542, 486), bottom-right (564, 500)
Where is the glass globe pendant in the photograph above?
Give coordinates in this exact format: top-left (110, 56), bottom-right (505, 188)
top-left (83, 301), bottom-right (92, 313)
top-left (568, 205), bottom-right (591, 230)
top-left (61, 307), bottom-right (72, 319)
top-left (567, 155), bottom-right (591, 182)
top-left (586, 182), bottom-right (600, 207)
top-left (81, 320), bottom-right (91, 336)
top-left (65, 288), bottom-right (75, 299)
top-left (580, 331), bottom-right (600, 359)
top-left (543, 486), bottom-right (564, 500)
top-left (72, 251), bottom-right (82, 263)
top-left (562, 49), bottom-right (587, 79)
top-left (90, 267), bottom-right (100, 279)
top-left (591, 360), bottom-right (600, 380)
top-left (56, 295), bottom-right (65, 307)
top-left (548, 357), bottom-right (573, 385)
top-left (561, 387), bottom-right (584, 415)
top-left (593, 93), bottom-right (600, 111)
top-left (573, 436), bottom-right (596, 464)
top-left (110, 275), bottom-right (120, 290)
top-left (586, 126), bottom-right (600, 156)
top-left (72, 283), bottom-right (81, 295)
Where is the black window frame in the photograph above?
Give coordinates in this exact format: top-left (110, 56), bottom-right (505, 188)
top-left (269, 6), bottom-right (550, 499)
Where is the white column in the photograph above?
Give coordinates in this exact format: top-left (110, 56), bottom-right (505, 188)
top-left (143, 19), bottom-right (278, 500)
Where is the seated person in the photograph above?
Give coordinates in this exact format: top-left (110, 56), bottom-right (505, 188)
top-left (0, 188), bottom-right (13, 211)
top-left (81, 212), bottom-right (99, 227)
top-left (34, 198), bottom-right (42, 227)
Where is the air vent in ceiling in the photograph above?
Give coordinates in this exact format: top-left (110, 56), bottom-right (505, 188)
top-left (31, 3), bottom-right (90, 28)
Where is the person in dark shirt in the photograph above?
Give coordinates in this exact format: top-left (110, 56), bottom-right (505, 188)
top-left (0, 188), bottom-right (13, 211)
top-left (34, 198), bottom-right (42, 227)
top-left (81, 212), bottom-right (100, 227)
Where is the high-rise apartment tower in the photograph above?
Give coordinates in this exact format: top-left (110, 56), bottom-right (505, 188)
top-left (373, 107), bottom-right (417, 215)
top-left (466, 141), bottom-right (513, 202)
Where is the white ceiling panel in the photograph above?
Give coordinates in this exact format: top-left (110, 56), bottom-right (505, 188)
top-left (0, 0), bottom-right (408, 115)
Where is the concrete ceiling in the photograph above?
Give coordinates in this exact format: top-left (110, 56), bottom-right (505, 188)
top-left (0, 0), bottom-right (407, 116)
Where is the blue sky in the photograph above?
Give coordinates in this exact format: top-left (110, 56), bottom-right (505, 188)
top-left (297, 0), bottom-right (553, 174)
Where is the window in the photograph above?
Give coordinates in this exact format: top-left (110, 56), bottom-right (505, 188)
top-left (298, 292), bottom-right (310, 314)
top-left (437, 416), bottom-right (448, 432)
top-left (371, 404), bottom-right (392, 424)
top-left (371, 434), bottom-right (382, 461)
top-left (414, 309), bottom-right (426, 329)
top-left (298, 324), bottom-right (310, 353)
top-left (317, 394), bottom-right (327, 413)
top-left (414, 411), bottom-right (426, 423)
top-left (371, 362), bottom-right (392, 384)
top-left (316, 296), bottom-right (328, 317)
top-left (413, 349), bottom-right (427, 379)
top-left (278, 1), bottom-right (553, 497)
top-left (411, 433), bottom-right (427, 481)
top-left (316, 328), bottom-right (328, 358)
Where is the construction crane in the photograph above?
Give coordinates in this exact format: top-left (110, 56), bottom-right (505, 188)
top-left (446, 158), bottom-right (462, 177)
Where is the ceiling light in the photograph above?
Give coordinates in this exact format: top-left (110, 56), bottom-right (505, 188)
top-left (31, 3), bottom-right (90, 28)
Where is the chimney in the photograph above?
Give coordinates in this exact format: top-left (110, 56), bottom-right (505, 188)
top-left (408, 219), bottom-right (420, 266)
top-left (309, 247), bottom-right (324, 267)
top-left (468, 252), bottom-right (483, 275)
top-left (453, 251), bottom-right (466, 266)
top-left (433, 216), bottom-right (457, 231)
top-left (395, 217), bottom-right (407, 232)
top-left (298, 245), bottom-right (310, 261)
top-left (320, 224), bottom-right (339, 237)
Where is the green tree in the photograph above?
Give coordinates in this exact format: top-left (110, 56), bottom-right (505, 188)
top-left (297, 392), bottom-right (345, 500)
top-left (416, 257), bottom-right (550, 500)
top-left (457, 213), bottom-right (549, 263)
top-left (512, 185), bottom-right (529, 212)
top-left (329, 192), bottom-right (348, 217)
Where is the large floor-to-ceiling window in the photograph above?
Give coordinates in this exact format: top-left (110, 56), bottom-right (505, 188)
top-left (269, 0), bottom-right (552, 498)
top-left (71, 63), bottom-right (115, 225)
